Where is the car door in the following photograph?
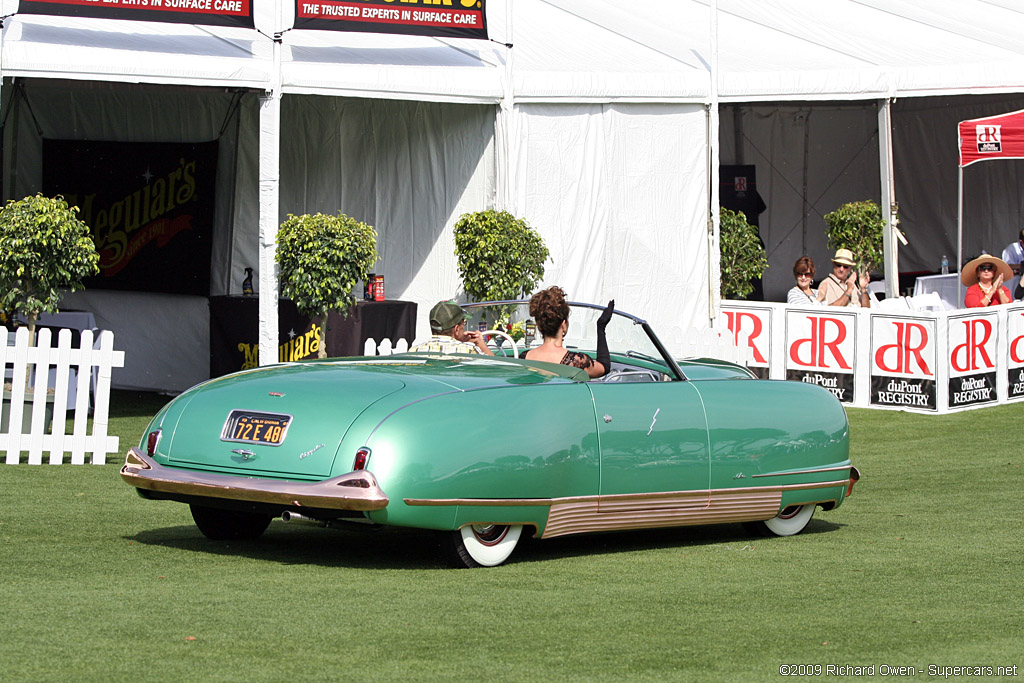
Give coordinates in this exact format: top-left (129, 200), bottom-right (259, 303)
top-left (588, 381), bottom-right (710, 512)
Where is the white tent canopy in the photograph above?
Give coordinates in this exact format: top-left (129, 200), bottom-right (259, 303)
top-left (3, 0), bottom-right (1024, 391)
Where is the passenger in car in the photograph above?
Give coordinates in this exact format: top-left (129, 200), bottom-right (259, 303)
top-left (524, 286), bottom-right (613, 379)
top-left (410, 300), bottom-right (494, 355)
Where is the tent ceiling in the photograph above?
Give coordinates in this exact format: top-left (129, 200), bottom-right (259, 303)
top-left (1, 15), bottom-right (271, 88)
top-left (282, 31), bottom-right (503, 103)
top-left (3, 0), bottom-right (1024, 102)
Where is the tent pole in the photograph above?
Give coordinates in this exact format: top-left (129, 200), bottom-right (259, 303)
top-left (708, 0), bottom-right (720, 327)
top-left (957, 165), bottom-right (963, 306)
top-left (257, 26), bottom-right (283, 367)
top-left (495, 0), bottom-right (514, 214)
top-left (878, 98), bottom-right (900, 299)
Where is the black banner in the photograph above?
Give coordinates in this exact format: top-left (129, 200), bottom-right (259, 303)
top-left (43, 139), bottom-right (217, 296)
top-left (948, 372), bottom-right (997, 408)
top-left (786, 370), bottom-right (854, 404)
top-left (1010, 367), bottom-right (1024, 400)
top-left (18, 0), bottom-right (254, 29)
top-left (870, 376), bottom-right (936, 411)
top-left (295, 0), bottom-right (487, 39)
top-left (208, 297), bottom-right (418, 376)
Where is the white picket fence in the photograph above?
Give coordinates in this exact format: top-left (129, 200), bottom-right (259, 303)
top-left (364, 330), bottom-right (752, 366)
top-left (2, 326), bottom-right (125, 465)
top-left (677, 328), bottom-right (753, 366)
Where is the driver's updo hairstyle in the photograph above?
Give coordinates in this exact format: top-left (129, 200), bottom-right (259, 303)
top-left (529, 286), bottom-right (570, 338)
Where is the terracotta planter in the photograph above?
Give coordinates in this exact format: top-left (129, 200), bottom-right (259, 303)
top-left (1, 389), bottom-right (55, 433)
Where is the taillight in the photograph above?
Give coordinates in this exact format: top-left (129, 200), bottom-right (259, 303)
top-left (146, 429), bottom-right (162, 456)
top-left (353, 447), bottom-right (370, 470)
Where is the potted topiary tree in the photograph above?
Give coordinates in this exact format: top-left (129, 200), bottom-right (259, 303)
top-left (453, 210), bottom-right (549, 330)
top-left (719, 207), bottom-right (768, 300)
top-left (275, 211), bottom-right (378, 359)
top-left (0, 193), bottom-right (100, 429)
top-left (823, 200), bottom-right (885, 275)
top-left (0, 194), bottom-right (100, 345)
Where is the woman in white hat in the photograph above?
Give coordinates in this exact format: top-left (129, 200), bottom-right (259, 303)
top-left (962, 253), bottom-right (1013, 308)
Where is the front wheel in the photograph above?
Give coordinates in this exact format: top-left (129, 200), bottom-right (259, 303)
top-left (744, 504), bottom-right (815, 537)
top-left (446, 524), bottom-right (523, 568)
top-left (190, 504), bottom-right (272, 540)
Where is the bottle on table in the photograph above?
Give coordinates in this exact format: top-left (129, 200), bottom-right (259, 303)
top-left (242, 267), bottom-right (254, 295)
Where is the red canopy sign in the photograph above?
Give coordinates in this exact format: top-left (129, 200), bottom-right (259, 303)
top-left (958, 108), bottom-right (1024, 167)
top-left (295, 0), bottom-right (487, 39)
top-left (18, 0), bottom-right (253, 29)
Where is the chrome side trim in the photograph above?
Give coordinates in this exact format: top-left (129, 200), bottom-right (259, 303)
top-left (752, 464), bottom-right (858, 478)
top-left (402, 478), bottom-right (851, 509)
top-left (120, 447), bottom-right (388, 511)
top-left (544, 489), bottom-right (782, 539)
top-left (405, 478), bottom-right (852, 538)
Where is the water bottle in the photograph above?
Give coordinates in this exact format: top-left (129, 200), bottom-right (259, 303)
top-left (940, 255), bottom-right (949, 275)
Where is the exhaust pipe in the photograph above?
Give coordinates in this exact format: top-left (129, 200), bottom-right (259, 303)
top-left (281, 511), bottom-right (329, 527)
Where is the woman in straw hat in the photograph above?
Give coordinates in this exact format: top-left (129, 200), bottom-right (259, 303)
top-left (962, 253), bottom-right (1013, 308)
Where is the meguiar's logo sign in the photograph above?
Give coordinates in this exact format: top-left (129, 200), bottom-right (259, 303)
top-left (43, 139), bottom-right (217, 296)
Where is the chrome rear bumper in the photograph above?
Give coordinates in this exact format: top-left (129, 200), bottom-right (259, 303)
top-left (120, 447), bottom-right (389, 511)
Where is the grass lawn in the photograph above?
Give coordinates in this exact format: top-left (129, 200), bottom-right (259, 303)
top-left (1, 394), bottom-right (1022, 681)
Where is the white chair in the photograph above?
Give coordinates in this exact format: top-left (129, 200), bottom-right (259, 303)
top-left (909, 291), bottom-right (949, 312)
top-left (875, 296), bottom-right (912, 311)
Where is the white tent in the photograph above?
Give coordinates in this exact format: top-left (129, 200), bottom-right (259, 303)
top-left (4, 0), bottom-right (1024, 391)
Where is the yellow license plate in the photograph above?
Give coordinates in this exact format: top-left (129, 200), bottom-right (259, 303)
top-left (221, 410), bottom-right (292, 446)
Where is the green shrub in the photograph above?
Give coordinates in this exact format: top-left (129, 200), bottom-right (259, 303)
top-left (823, 200), bottom-right (885, 274)
top-left (453, 210), bottom-right (549, 304)
top-left (276, 212), bottom-right (377, 358)
top-left (0, 194), bottom-right (99, 343)
top-left (719, 207), bottom-right (768, 300)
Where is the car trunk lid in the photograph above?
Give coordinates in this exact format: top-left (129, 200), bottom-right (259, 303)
top-left (162, 363), bottom-right (407, 478)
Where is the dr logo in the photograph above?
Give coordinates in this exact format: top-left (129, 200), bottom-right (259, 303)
top-left (976, 124), bottom-right (1002, 153)
top-left (951, 318), bottom-right (994, 373)
top-left (874, 321), bottom-right (932, 375)
top-left (723, 310), bottom-right (768, 364)
top-left (789, 316), bottom-right (852, 370)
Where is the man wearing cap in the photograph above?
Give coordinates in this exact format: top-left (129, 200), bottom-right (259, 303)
top-left (817, 248), bottom-right (871, 307)
top-left (1000, 227), bottom-right (1024, 299)
top-left (409, 300), bottom-right (494, 355)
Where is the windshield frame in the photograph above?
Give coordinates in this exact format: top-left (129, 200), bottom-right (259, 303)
top-left (462, 299), bottom-right (686, 381)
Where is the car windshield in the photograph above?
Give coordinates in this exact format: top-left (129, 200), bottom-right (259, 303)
top-left (461, 301), bottom-right (681, 379)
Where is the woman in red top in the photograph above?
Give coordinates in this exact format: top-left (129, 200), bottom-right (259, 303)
top-left (962, 253), bottom-right (1013, 308)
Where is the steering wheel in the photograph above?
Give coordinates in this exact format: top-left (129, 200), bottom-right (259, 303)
top-left (481, 329), bottom-right (520, 358)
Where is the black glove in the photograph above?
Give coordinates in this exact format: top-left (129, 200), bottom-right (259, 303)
top-left (595, 300), bottom-right (613, 376)
top-left (597, 300), bottom-right (614, 329)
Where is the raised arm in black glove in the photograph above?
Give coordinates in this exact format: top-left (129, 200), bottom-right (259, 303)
top-left (595, 299), bottom-right (614, 377)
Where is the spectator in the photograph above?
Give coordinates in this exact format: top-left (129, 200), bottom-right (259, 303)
top-left (1001, 227), bottom-right (1024, 299)
top-left (786, 256), bottom-right (823, 306)
top-left (962, 253), bottom-right (1013, 308)
top-left (817, 248), bottom-right (871, 307)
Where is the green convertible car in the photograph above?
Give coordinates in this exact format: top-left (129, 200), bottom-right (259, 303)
top-left (122, 301), bottom-right (859, 567)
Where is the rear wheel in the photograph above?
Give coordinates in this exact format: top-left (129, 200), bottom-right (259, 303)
top-left (190, 504), bottom-right (272, 540)
top-left (446, 524), bottom-right (523, 568)
top-left (744, 504), bottom-right (815, 537)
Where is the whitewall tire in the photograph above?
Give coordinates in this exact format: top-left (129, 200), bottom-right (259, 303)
top-left (745, 504), bottom-right (816, 537)
top-left (447, 524), bottom-right (523, 568)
